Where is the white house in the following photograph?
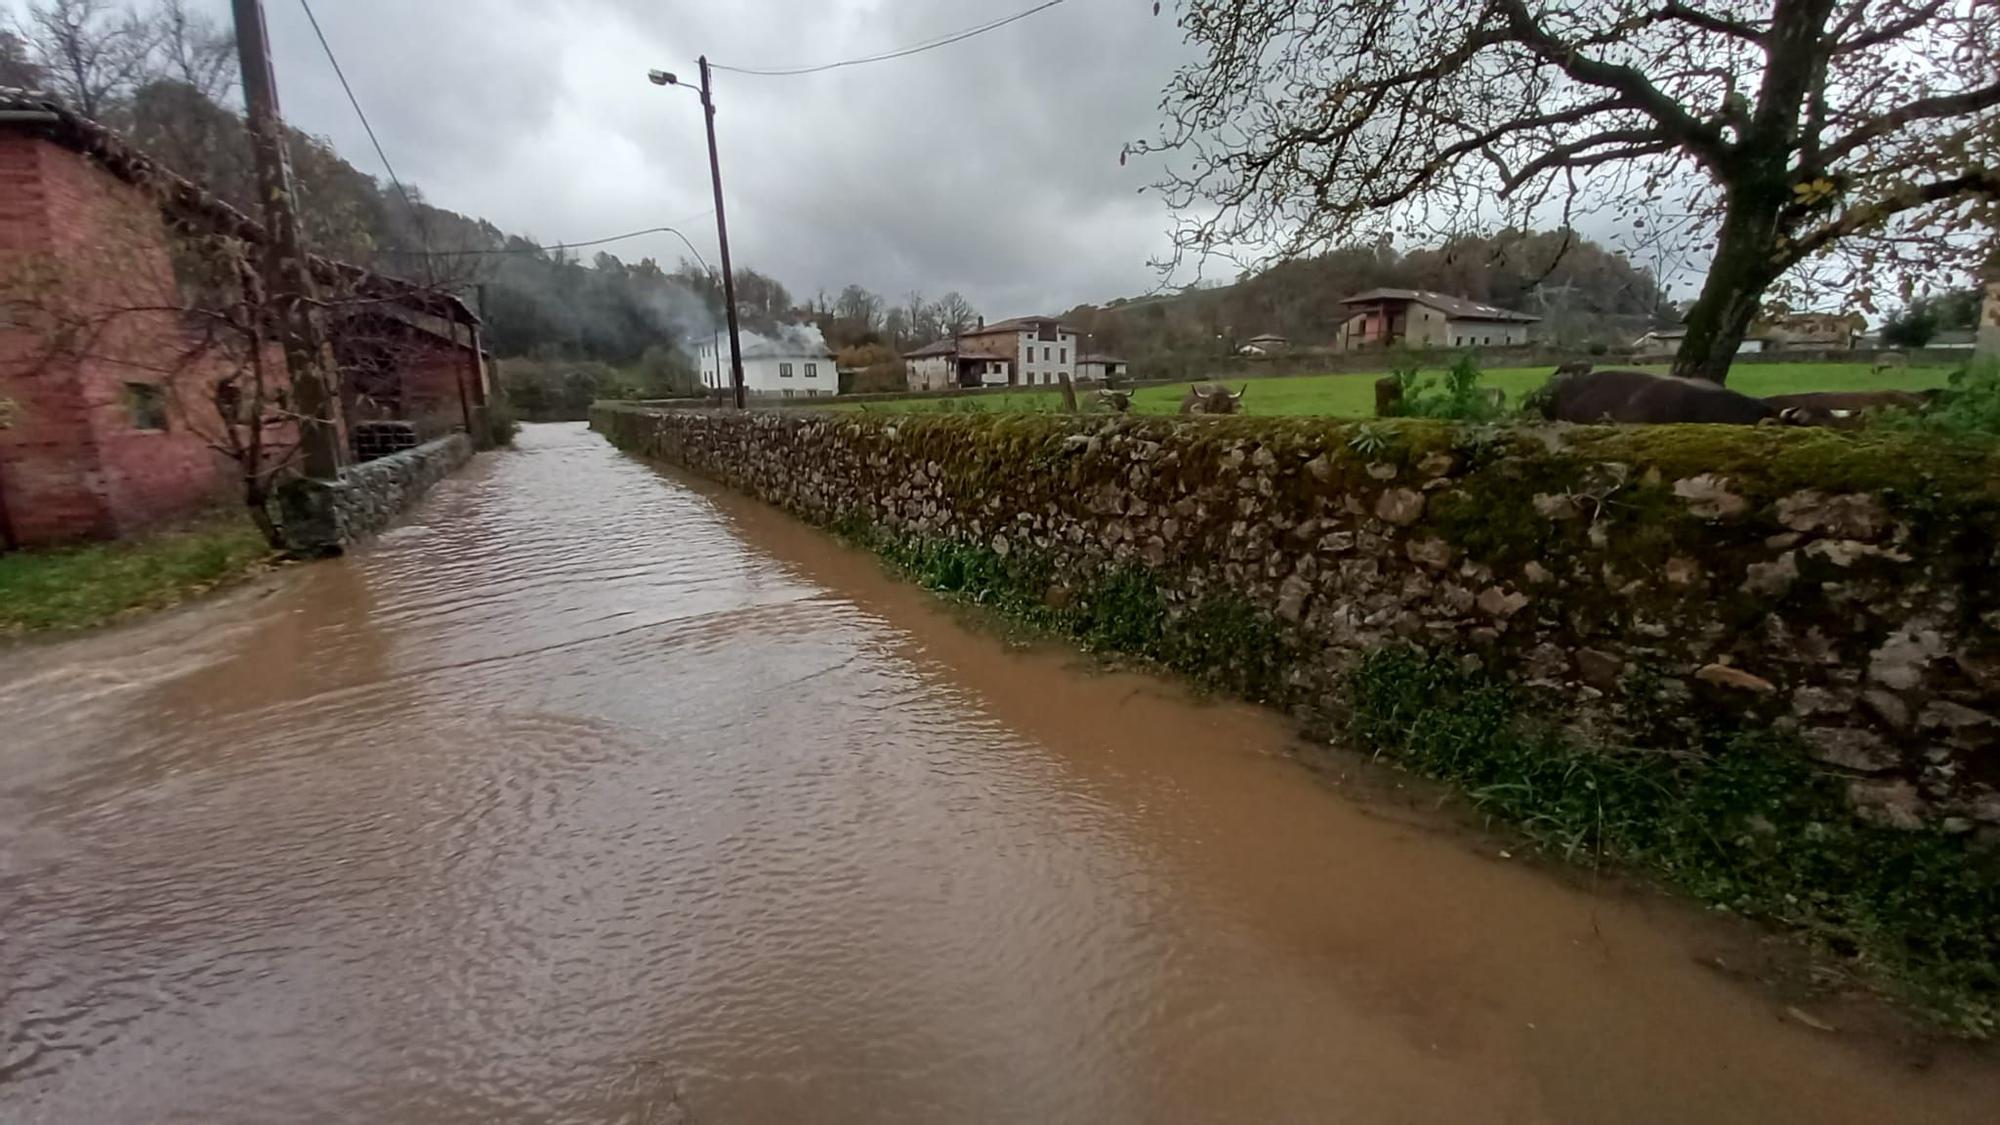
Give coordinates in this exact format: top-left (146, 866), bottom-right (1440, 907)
top-left (903, 338), bottom-right (1011, 391)
top-left (696, 329), bottom-right (838, 398)
top-left (1075, 354), bottom-right (1128, 383)
top-left (1631, 327), bottom-right (1768, 355)
top-left (1239, 333), bottom-right (1289, 356)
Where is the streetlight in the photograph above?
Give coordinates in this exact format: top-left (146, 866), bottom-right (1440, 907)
top-left (648, 60), bottom-right (747, 410)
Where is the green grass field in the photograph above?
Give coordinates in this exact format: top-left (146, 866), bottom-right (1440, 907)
top-left (840, 362), bottom-right (1956, 418)
top-left (0, 513), bottom-right (273, 635)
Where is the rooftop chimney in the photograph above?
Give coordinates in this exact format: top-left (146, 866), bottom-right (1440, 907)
top-left (976, 315), bottom-right (984, 329)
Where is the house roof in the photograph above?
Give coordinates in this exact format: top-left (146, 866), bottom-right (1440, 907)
top-left (901, 339), bottom-right (1017, 363)
top-left (1079, 353), bottom-right (1126, 364)
top-left (963, 315), bottom-right (1080, 336)
top-left (0, 86), bottom-right (478, 328)
top-left (1339, 288), bottom-right (1540, 323)
top-left (1246, 333), bottom-right (1288, 343)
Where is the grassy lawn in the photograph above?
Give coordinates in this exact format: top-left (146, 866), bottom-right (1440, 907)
top-left (839, 361), bottom-right (1957, 418)
top-left (0, 512), bottom-right (275, 635)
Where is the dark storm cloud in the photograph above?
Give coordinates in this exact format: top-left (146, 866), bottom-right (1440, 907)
top-left (225, 0), bottom-right (1196, 319)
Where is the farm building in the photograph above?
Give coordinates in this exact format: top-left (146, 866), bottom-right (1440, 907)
top-left (1334, 289), bottom-right (1539, 350)
top-left (0, 88), bottom-right (489, 549)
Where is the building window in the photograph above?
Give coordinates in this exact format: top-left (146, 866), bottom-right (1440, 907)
top-left (1042, 346), bottom-right (1050, 361)
top-left (805, 362), bottom-right (818, 378)
top-left (1059, 347), bottom-right (1067, 363)
top-left (780, 362), bottom-right (794, 377)
top-left (806, 389), bottom-right (818, 397)
top-left (1455, 336), bottom-right (1464, 346)
top-left (783, 388), bottom-right (795, 399)
top-left (125, 382), bottom-right (167, 430)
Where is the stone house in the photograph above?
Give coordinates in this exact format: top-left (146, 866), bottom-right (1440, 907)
top-left (0, 88), bottom-right (488, 549)
top-left (1334, 289), bottom-right (1539, 350)
top-left (1756, 311), bottom-right (1866, 350)
top-left (904, 316), bottom-right (1082, 390)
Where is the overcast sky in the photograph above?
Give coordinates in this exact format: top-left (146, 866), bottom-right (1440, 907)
top-left (173, 0), bottom-right (1198, 319)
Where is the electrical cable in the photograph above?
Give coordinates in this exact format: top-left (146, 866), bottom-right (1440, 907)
top-left (711, 0), bottom-right (1071, 77)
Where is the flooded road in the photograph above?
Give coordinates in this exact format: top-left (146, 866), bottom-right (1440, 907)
top-left (2, 421), bottom-right (1995, 1123)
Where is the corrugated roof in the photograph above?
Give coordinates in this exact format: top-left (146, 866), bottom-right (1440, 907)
top-left (1339, 288), bottom-right (1539, 323)
top-left (903, 339), bottom-right (958, 358)
top-left (1078, 353), bottom-right (1126, 364)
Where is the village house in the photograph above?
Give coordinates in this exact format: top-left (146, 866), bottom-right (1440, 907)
top-left (903, 315), bottom-right (1081, 391)
top-left (0, 88), bottom-right (489, 549)
top-left (1238, 333), bottom-right (1289, 356)
top-left (1631, 327), bottom-right (1770, 355)
top-left (1755, 311), bottom-right (1867, 350)
top-left (1334, 289), bottom-right (1539, 351)
top-left (1075, 353), bottom-right (1128, 383)
top-left (695, 329), bottom-right (838, 398)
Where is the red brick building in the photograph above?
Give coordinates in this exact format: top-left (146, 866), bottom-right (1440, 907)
top-left (0, 90), bottom-right (489, 549)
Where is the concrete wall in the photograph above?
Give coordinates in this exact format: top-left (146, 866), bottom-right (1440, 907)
top-left (594, 404), bottom-right (2000, 831)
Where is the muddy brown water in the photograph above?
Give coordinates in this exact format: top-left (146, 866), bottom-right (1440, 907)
top-left (2, 421), bottom-right (1995, 1123)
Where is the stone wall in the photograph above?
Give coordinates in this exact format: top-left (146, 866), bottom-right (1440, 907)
top-left (593, 404), bottom-right (2000, 829)
top-left (277, 432), bottom-right (472, 553)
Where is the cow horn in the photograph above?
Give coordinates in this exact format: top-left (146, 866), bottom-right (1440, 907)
top-left (1778, 406), bottom-right (1810, 425)
top-left (1230, 386), bottom-right (1245, 400)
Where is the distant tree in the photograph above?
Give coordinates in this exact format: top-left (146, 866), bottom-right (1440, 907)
top-left (1140, 0), bottom-right (2000, 384)
top-left (19, 0), bottom-right (154, 121)
top-left (1879, 304), bottom-right (1939, 348)
top-left (0, 29), bottom-right (45, 87)
top-left (932, 291), bottom-right (978, 335)
top-left (832, 283), bottom-right (883, 346)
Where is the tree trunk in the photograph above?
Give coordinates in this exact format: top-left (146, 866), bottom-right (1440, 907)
top-left (243, 477), bottom-right (284, 551)
top-left (1673, 193), bottom-right (1787, 384)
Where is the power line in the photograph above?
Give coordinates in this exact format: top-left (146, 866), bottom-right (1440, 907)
top-left (380, 223), bottom-right (716, 259)
top-left (711, 0), bottom-right (1072, 77)
top-left (296, 0), bottom-right (432, 262)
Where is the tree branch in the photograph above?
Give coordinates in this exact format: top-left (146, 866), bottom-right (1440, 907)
top-left (1832, 0), bottom-right (1954, 55)
top-left (1492, 0), bottom-right (1731, 165)
top-left (1815, 82), bottom-right (2000, 170)
top-left (1783, 167), bottom-right (2000, 263)
top-left (1656, 1), bottom-right (1766, 41)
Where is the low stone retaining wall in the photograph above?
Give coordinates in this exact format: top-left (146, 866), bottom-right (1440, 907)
top-left (594, 404), bottom-right (2000, 831)
top-left (277, 432), bottom-right (473, 553)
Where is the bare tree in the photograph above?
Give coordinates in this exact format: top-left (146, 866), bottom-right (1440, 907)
top-left (1137, 0), bottom-right (2000, 383)
top-left (20, 0), bottom-right (154, 120)
top-left (151, 0), bottom-right (232, 99)
top-left (0, 29), bottom-right (45, 87)
top-left (901, 289), bottom-right (938, 343)
top-left (932, 291), bottom-right (979, 335)
top-left (833, 283), bottom-right (883, 339)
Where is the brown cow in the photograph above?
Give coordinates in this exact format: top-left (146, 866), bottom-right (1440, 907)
top-left (1534, 368), bottom-right (1813, 425)
top-left (1180, 383), bottom-right (1245, 415)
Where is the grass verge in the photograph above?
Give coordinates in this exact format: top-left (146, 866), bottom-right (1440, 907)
top-left (0, 512), bottom-right (275, 635)
top-left (837, 362), bottom-right (1953, 419)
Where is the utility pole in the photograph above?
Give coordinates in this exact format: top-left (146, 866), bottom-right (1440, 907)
top-left (697, 57), bottom-right (748, 410)
top-left (232, 0), bottom-right (343, 476)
